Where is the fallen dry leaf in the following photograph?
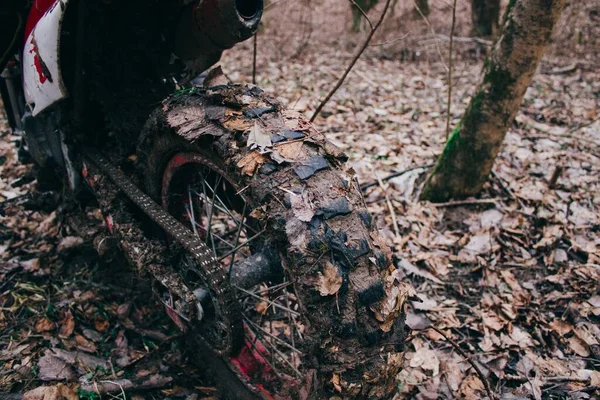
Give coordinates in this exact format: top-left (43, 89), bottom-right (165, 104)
top-left (290, 192), bottom-right (315, 222)
top-left (57, 237), bottom-right (84, 253)
top-left (203, 66), bottom-right (229, 87)
top-left (74, 334), bottom-right (97, 353)
top-left (58, 311), bottom-right (75, 338)
top-left (255, 301), bottom-right (269, 315)
top-left (330, 373), bottom-right (342, 393)
top-left (94, 318), bottom-right (109, 332)
top-left (37, 352), bottom-right (77, 381)
top-left (23, 384), bottom-right (78, 400)
top-left (237, 151), bottom-right (268, 176)
top-left (568, 335), bottom-right (590, 357)
top-left (222, 116), bottom-right (253, 132)
top-left (409, 346), bottom-right (440, 376)
top-left (548, 318), bottom-right (573, 336)
top-left (372, 279), bottom-right (417, 332)
top-left (458, 373), bottom-right (485, 399)
top-left (35, 318), bottom-right (55, 333)
top-left (317, 262), bottom-right (343, 296)
top-left (274, 140), bottom-right (304, 161)
top-left (247, 121), bottom-right (272, 152)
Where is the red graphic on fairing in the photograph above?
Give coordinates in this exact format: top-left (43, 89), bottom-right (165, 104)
top-left (24, 0), bottom-right (58, 41)
top-left (29, 37), bottom-right (49, 84)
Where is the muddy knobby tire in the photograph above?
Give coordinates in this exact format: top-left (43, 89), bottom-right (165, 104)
top-left (137, 84), bottom-right (409, 399)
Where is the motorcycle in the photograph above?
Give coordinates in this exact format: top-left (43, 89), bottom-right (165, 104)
top-left (0, 1), bottom-right (408, 398)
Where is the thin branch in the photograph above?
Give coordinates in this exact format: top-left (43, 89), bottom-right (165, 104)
top-left (252, 32), bottom-right (258, 85)
top-left (427, 326), bottom-right (495, 400)
top-left (419, 34), bottom-right (492, 46)
top-left (217, 227), bottom-right (266, 261)
top-left (412, 0), bottom-right (448, 71)
top-left (445, 0), bottom-right (458, 140)
top-left (349, 0), bottom-right (374, 31)
top-left (376, 171), bottom-right (400, 240)
top-left (369, 32), bottom-right (411, 47)
top-left (431, 198), bottom-right (500, 207)
top-left (234, 285), bottom-right (301, 317)
top-left (360, 164), bottom-right (434, 191)
top-left (310, 0), bottom-right (392, 122)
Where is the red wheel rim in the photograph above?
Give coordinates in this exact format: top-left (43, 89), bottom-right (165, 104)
top-left (161, 152), bottom-right (304, 397)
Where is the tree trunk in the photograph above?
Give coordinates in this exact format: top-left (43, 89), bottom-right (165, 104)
top-left (420, 0), bottom-right (566, 202)
top-left (414, 0), bottom-right (429, 17)
top-left (471, 0), bottom-right (501, 37)
top-left (352, 0), bottom-right (378, 31)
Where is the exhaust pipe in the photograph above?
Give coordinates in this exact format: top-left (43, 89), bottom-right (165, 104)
top-left (174, 0), bottom-right (263, 75)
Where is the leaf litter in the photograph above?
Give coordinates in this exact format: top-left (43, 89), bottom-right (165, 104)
top-left (2, 1), bottom-right (600, 398)
top-left (219, 2), bottom-right (599, 397)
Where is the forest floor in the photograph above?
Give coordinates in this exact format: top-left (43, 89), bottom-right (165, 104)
top-left (1, 2), bottom-right (600, 399)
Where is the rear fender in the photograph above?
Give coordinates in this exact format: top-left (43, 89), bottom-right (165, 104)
top-left (22, 0), bottom-right (70, 116)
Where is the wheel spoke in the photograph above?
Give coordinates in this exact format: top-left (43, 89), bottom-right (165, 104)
top-left (206, 173), bottom-right (223, 248)
top-left (203, 181), bottom-right (258, 235)
top-left (218, 228), bottom-right (266, 261)
top-left (228, 202), bottom-right (247, 271)
top-left (243, 329), bottom-right (285, 380)
top-left (235, 285), bottom-right (300, 317)
top-left (189, 188), bottom-right (258, 235)
top-left (186, 185), bottom-right (200, 238)
top-left (199, 176), bottom-right (218, 255)
top-left (165, 154), bottom-right (304, 387)
top-left (242, 316), bottom-right (302, 355)
top-left (243, 317), bottom-right (300, 376)
top-left (244, 281), bottom-right (293, 298)
top-left (190, 219), bottom-right (234, 248)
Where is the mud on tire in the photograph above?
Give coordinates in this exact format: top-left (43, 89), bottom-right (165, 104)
top-left (136, 84), bottom-right (410, 398)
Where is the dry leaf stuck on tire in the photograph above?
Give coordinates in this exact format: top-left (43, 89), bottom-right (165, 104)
top-left (317, 262), bottom-right (343, 296)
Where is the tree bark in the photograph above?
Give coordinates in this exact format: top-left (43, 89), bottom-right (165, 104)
top-left (420, 0), bottom-right (566, 202)
top-left (471, 0), bottom-right (500, 37)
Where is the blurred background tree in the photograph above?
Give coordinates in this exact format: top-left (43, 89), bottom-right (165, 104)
top-left (471, 0), bottom-right (500, 37)
top-left (414, 0), bottom-right (430, 17)
top-left (421, 0), bottom-right (567, 202)
top-left (352, 0), bottom-right (379, 31)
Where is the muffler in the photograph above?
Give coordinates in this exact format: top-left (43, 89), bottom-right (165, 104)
top-left (174, 0), bottom-right (263, 76)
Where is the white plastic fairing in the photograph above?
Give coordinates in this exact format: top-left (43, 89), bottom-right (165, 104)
top-left (23, 0), bottom-right (70, 116)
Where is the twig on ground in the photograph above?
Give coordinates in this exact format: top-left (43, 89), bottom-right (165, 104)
top-left (369, 32), bottom-right (410, 47)
top-left (566, 117), bottom-right (600, 135)
top-left (310, 0), bottom-right (392, 122)
top-left (445, 0), bottom-right (458, 140)
top-left (490, 170), bottom-right (525, 208)
top-left (419, 34), bottom-right (492, 46)
top-left (517, 115), bottom-right (600, 159)
top-left (490, 171), bottom-right (514, 199)
top-left (252, 33), bottom-right (258, 85)
top-left (427, 326), bottom-right (495, 400)
top-left (360, 164), bottom-right (434, 191)
top-left (570, 386), bottom-right (600, 393)
top-left (412, 0), bottom-right (448, 71)
top-left (548, 165), bottom-right (563, 189)
top-left (505, 374), bottom-right (595, 387)
top-left (376, 172), bottom-right (400, 240)
top-left (431, 198), bottom-right (500, 207)
top-left (100, 381), bottom-right (126, 400)
top-left (542, 62), bottom-right (578, 75)
top-left (517, 114), bottom-right (600, 145)
top-left (0, 268), bottom-right (21, 291)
